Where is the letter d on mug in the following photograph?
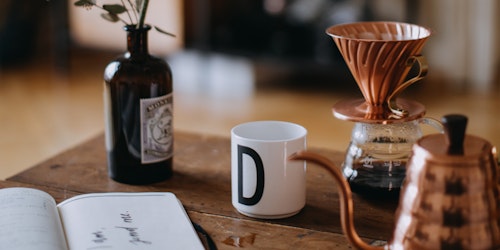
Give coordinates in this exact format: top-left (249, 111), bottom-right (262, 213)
top-left (231, 121), bottom-right (307, 219)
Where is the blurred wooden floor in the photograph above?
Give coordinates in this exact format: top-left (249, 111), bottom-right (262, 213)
top-left (1, 49), bottom-right (499, 179)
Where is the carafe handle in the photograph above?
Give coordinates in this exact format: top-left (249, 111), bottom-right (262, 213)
top-left (418, 117), bottom-right (444, 133)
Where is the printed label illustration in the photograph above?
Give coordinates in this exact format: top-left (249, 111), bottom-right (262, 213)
top-left (140, 94), bottom-right (173, 164)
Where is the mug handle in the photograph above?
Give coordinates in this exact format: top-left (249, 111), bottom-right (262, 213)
top-left (388, 55), bottom-right (428, 117)
top-left (418, 117), bottom-right (444, 133)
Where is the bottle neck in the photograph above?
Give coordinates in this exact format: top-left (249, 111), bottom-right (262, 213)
top-left (125, 25), bottom-right (150, 56)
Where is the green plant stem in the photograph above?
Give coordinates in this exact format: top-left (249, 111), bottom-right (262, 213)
top-left (137, 0), bottom-right (149, 29)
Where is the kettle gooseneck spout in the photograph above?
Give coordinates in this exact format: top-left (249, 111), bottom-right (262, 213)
top-left (291, 115), bottom-right (500, 249)
top-left (290, 151), bottom-right (385, 250)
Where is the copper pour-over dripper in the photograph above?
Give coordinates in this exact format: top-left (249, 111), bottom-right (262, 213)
top-left (327, 22), bottom-right (432, 123)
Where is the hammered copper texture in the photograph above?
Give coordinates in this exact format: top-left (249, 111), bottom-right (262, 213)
top-left (391, 134), bottom-right (500, 249)
top-left (291, 119), bottom-right (500, 249)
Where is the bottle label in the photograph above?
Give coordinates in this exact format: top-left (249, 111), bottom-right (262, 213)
top-left (140, 94), bottom-right (173, 164)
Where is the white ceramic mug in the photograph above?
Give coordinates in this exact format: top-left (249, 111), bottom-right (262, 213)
top-left (231, 121), bottom-right (307, 219)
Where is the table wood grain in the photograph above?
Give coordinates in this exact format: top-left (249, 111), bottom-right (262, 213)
top-left (7, 131), bottom-right (399, 249)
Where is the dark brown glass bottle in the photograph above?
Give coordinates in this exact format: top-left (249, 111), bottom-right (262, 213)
top-left (104, 25), bottom-right (173, 184)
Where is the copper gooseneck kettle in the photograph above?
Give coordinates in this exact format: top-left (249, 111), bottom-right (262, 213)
top-left (291, 114), bottom-right (500, 249)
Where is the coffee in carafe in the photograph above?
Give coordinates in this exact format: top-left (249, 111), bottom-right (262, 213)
top-left (290, 114), bottom-right (500, 249)
top-left (326, 22), bottom-right (442, 196)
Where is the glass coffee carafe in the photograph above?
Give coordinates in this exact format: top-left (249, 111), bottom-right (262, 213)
top-left (342, 118), bottom-right (442, 197)
top-left (290, 114), bottom-right (500, 250)
top-left (326, 21), bottom-right (442, 197)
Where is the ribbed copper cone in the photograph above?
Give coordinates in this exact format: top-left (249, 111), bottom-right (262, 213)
top-left (327, 22), bottom-right (431, 122)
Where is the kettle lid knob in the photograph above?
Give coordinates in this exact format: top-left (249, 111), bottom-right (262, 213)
top-left (442, 114), bottom-right (468, 155)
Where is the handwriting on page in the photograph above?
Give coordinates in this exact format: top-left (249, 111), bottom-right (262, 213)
top-left (91, 230), bottom-right (107, 244)
top-left (115, 226), bottom-right (152, 245)
top-left (89, 211), bottom-right (152, 248)
top-left (58, 193), bottom-right (205, 250)
top-left (116, 211), bottom-right (152, 245)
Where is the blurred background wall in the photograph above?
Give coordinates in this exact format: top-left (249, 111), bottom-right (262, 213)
top-left (0, 0), bottom-right (498, 179)
top-left (1, 0), bottom-right (499, 92)
top-left (183, 0), bottom-right (500, 93)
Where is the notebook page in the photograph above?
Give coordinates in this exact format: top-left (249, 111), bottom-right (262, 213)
top-left (0, 187), bottom-right (68, 250)
top-left (57, 192), bottom-right (204, 250)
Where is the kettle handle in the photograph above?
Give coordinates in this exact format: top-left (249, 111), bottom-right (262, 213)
top-left (442, 114), bottom-right (468, 155)
top-left (290, 151), bottom-right (384, 250)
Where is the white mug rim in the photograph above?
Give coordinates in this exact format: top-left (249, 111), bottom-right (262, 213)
top-left (231, 120), bottom-right (307, 142)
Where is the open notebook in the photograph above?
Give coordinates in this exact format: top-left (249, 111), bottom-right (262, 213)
top-left (0, 187), bottom-right (205, 250)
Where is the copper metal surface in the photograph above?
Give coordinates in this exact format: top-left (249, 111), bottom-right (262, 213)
top-left (391, 133), bottom-right (500, 250)
top-left (326, 22), bottom-right (431, 122)
top-left (333, 98), bottom-right (426, 124)
top-left (291, 115), bottom-right (500, 249)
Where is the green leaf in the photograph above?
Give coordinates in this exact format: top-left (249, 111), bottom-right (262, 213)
top-left (103, 4), bottom-right (127, 15)
top-left (154, 26), bottom-right (176, 37)
top-left (74, 0), bottom-right (96, 7)
top-left (100, 13), bottom-right (120, 22)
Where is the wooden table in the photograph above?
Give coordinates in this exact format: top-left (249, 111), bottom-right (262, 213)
top-left (3, 131), bottom-right (398, 249)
